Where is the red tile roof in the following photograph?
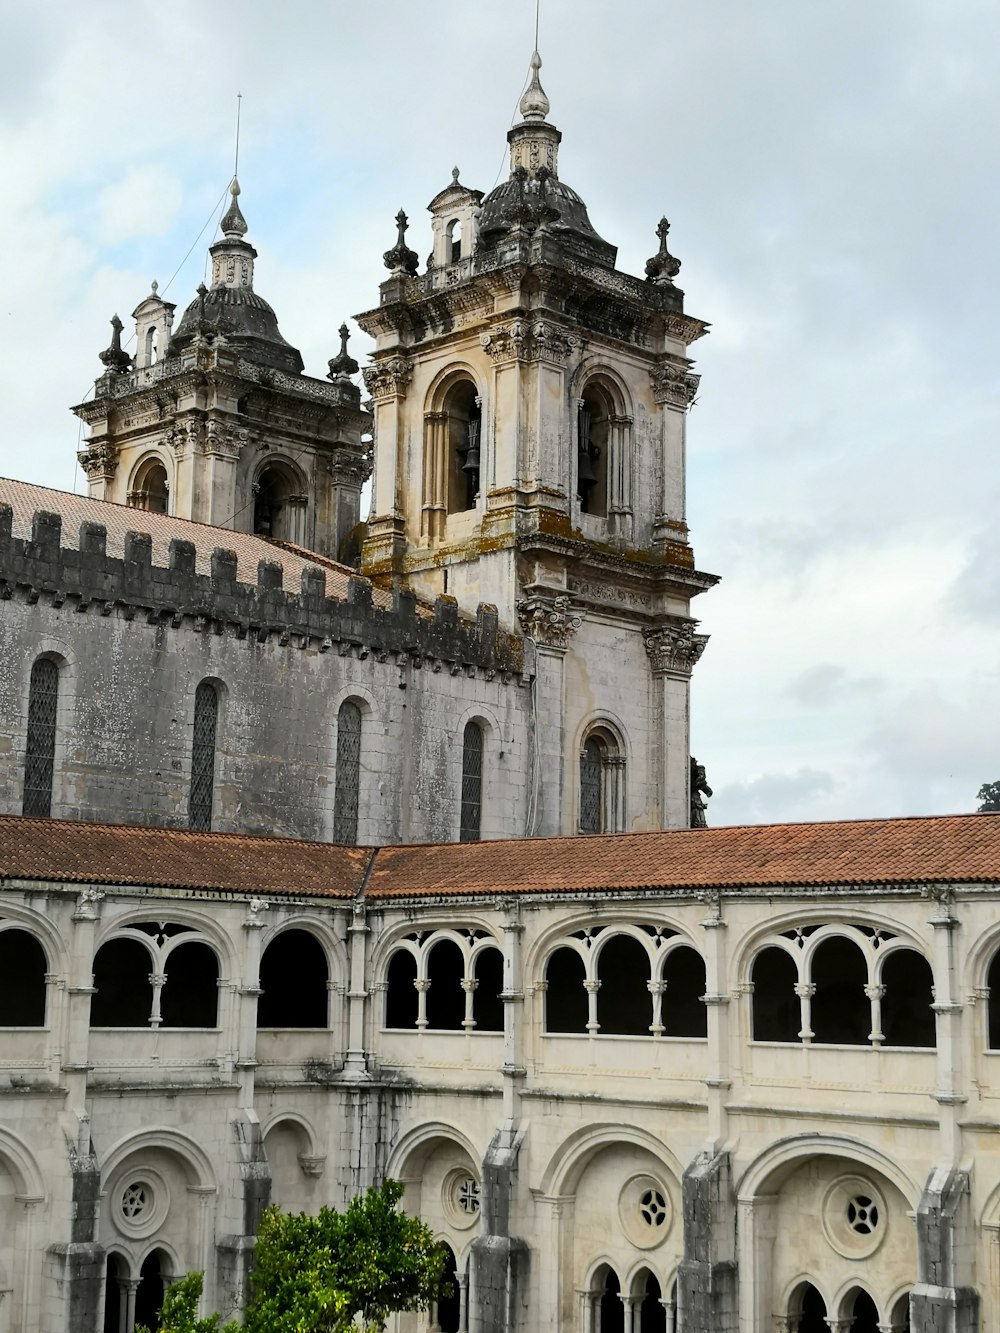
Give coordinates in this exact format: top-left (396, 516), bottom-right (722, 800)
top-left (0, 477), bottom-right (391, 608)
top-left (0, 816), bottom-right (368, 897)
top-left (366, 814), bottom-right (1000, 899)
top-left (0, 813), bottom-right (997, 901)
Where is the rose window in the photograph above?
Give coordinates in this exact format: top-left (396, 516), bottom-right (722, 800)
top-left (121, 1182), bottom-right (151, 1220)
top-left (639, 1188), bottom-right (668, 1227)
top-left (458, 1177), bottom-right (481, 1215)
top-left (847, 1195), bottom-right (879, 1235)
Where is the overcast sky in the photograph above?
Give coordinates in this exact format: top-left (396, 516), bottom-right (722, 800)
top-left (2, 0), bottom-right (999, 827)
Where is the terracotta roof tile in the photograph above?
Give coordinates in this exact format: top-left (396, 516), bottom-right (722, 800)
top-left (0, 477), bottom-right (391, 608)
top-left (0, 815), bottom-right (369, 897)
top-left (366, 814), bottom-right (1000, 899)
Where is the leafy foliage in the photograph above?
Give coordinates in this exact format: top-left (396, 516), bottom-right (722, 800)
top-left (134, 1271), bottom-right (239, 1333)
top-left (978, 781), bottom-right (1000, 813)
top-left (244, 1179), bottom-right (448, 1333)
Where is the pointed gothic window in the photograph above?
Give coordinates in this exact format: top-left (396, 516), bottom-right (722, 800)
top-left (23, 656), bottom-right (59, 817)
top-left (188, 681), bottom-right (219, 832)
top-left (333, 700), bottom-right (362, 845)
top-left (460, 720), bottom-right (484, 842)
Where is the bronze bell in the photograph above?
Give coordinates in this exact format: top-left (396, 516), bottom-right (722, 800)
top-left (577, 444), bottom-right (597, 487)
top-left (463, 419), bottom-right (481, 474)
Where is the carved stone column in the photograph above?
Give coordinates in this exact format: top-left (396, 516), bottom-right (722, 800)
top-left (649, 356), bottom-right (699, 548)
top-left (643, 617), bottom-right (708, 831)
top-left (362, 354), bottom-right (413, 570)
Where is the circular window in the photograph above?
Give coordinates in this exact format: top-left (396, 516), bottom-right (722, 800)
top-left (618, 1174), bottom-right (672, 1249)
top-left (822, 1175), bottom-right (887, 1259)
top-left (442, 1167), bottom-right (482, 1230)
top-left (111, 1167), bottom-right (169, 1240)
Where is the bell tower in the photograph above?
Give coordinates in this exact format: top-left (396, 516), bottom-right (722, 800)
top-left (73, 181), bottom-right (371, 562)
top-left (356, 53), bottom-right (718, 832)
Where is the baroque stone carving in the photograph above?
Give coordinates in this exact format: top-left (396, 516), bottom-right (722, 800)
top-left (480, 319), bottom-right (576, 365)
top-left (690, 757), bottom-right (713, 829)
top-left (77, 444), bottom-right (119, 482)
top-left (362, 355), bottom-right (413, 401)
top-left (328, 450), bottom-right (372, 488)
top-left (649, 360), bottom-right (700, 408)
top-left (643, 619), bottom-right (708, 676)
top-left (516, 593), bottom-right (583, 649)
top-left (205, 418), bottom-right (254, 459)
top-left (645, 217), bottom-right (682, 286)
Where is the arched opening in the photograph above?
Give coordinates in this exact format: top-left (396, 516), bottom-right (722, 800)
top-left (599, 1268), bottom-right (624, 1333)
top-left (0, 929), bottom-right (47, 1026)
top-left (447, 218), bottom-right (463, 263)
top-left (577, 384), bottom-right (612, 517)
top-left (91, 939), bottom-right (154, 1026)
top-left (253, 462), bottom-right (306, 542)
top-left (145, 325), bottom-right (158, 366)
top-left (385, 950), bottom-right (418, 1029)
top-left (544, 947), bottom-right (588, 1034)
top-left (637, 1271), bottom-right (666, 1333)
top-left (596, 935), bottom-right (651, 1035)
top-left (881, 949), bottom-right (935, 1048)
top-left (460, 720), bottom-right (484, 843)
top-left (189, 680), bottom-right (219, 832)
top-left (889, 1292), bottom-right (912, 1332)
top-left (445, 380), bottom-right (481, 514)
top-left (987, 948), bottom-right (1000, 1050)
top-left (258, 930), bottom-right (329, 1028)
top-left (23, 655), bottom-right (59, 818)
top-left (792, 1282), bottom-right (828, 1333)
top-left (133, 1250), bottom-right (169, 1333)
top-left (472, 947), bottom-right (504, 1032)
top-left (333, 699), bottom-right (362, 846)
top-left (579, 728), bottom-right (624, 835)
top-left (661, 945), bottom-right (707, 1038)
top-left (811, 936), bottom-right (870, 1045)
top-left (436, 1242), bottom-right (460, 1333)
top-left (128, 458), bottom-right (169, 514)
top-left (426, 938), bottom-right (465, 1031)
top-left (103, 1252), bottom-right (126, 1333)
top-left (751, 946), bottom-right (800, 1042)
top-left (845, 1288), bottom-right (880, 1333)
top-left (161, 941), bottom-right (219, 1028)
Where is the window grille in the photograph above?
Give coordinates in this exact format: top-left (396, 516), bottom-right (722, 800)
top-left (23, 657), bottom-right (58, 817)
top-left (333, 700), bottom-right (362, 845)
top-left (579, 737), bottom-right (603, 833)
top-left (188, 681), bottom-right (218, 831)
top-left (460, 721), bottom-right (483, 842)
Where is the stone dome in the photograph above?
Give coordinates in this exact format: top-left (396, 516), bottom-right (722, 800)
top-left (167, 285), bottom-right (304, 375)
top-left (477, 174), bottom-right (617, 266)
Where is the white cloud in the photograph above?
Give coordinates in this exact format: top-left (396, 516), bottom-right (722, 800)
top-left (96, 167), bottom-right (182, 245)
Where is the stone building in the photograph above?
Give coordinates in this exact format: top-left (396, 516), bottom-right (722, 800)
top-left (0, 43), bottom-right (991, 1333)
top-left (0, 814), bottom-right (995, 1333)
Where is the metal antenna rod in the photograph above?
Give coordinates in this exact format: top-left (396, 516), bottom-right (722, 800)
top-left (535, 0), bottom-right (540, 50)
top-left (234, 92), bottom-right (243, 179)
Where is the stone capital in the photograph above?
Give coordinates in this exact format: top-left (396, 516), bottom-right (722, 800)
top-left (649, 357), bottom-right (700, 408)
top-left (362, 354), bottom-right (413, 401)
top-left (643, 618), bottom-right (708, 677)
top-left (480, 318), bottom-right (576, 365)
top-left (516, 591), bottom-right (583, 650)
top-left (78, 444), bottom-right (119, 482)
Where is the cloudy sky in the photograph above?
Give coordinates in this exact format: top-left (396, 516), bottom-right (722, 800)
top-left (2, 0), bottom-right (999, 827)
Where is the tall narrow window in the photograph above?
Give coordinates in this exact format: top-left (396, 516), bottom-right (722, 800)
top-left (189, 681), bottom-right (218, 832)
top-left (460, 721), bottom-right (483, 842)
top-left (23, 656), bottom-right (59, 817)
top-left (333, 700), bottom-right (362, 845)
top-left (580, 737), bottom-right (603, 834)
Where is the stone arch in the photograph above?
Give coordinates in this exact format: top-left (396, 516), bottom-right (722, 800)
top-left (127, 452), bottom-right (171, 514)
top-left (262, 1114), bottom-right (324, 1216)
top-left (576, 713), bottom-right (629, 835)
top-left (258, 926), bottom-right (331, 1029)
top-left (831, 1278), bottom-right (881, 1324)
top-left (371, 918), bottom-right (501, 977)
top-left (736, 1134), bottom-right (920, 1209)
top-left (0, 1127), bottom-right (45, 1200)
top-left (100, 1127), bottom-right (217, 1194)
top-left (537, 1123), bottom-right (682, 1199)
top-left (526, 910), bottom-right (696, 982)
top-left (261, 1111), bottom-right (320, 1159)
top-left (0, 906), bottom-right (64, 976)
top-left (425, 362), bottom-right (486, 415)
top-left (732, 909), bottom-right (929, 987)
top-left (422, 364), bottom-right (485, 531)
top-left (251, 454), bottom-right (309, 543)
top-left (384, 1122), bottom-right (481, 1182)
top-left (96, 908), bottom-right (239, 980)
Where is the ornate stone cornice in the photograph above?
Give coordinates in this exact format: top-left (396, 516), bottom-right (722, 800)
top-left (643, 617), bottom-right (708, 677)
top-left (663, 313), bottom-right (709, 345)
top-left (480, 318), bottom-right (577, 366)
top-left (77, 444), bottom-right (119, 482)
top-left (362, 354), bottom-right (413, 401)
top-left (328, 450), bottom-right (372, 488)
top-left (205, 417), bottom-right (255, 460)
top-left (649, 359), bottom-right (700, 408)
top-left (516, 592), bottom-right (583, 650)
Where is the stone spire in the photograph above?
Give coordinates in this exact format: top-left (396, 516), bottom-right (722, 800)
top-left (209, 178), bottom-right (257, 290)
top-left (507, 49), bottom-right (561, 181)
top-left (519, 50), bottom-right (551, 122)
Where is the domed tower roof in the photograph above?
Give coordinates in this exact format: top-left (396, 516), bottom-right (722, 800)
top-left (166, 180), bottom-right (304, 375)
top-left (476, 52), bottom-right (617, 267)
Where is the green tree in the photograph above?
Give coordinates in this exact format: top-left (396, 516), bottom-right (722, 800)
top-left (244, 1179), bottom-right (448, 1333)
top-left (135, 1271), bottom-right (239, 1333)
top-left (978, 781), bottom-right (1000, 813)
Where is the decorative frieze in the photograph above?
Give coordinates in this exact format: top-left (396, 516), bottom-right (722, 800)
top-left (643, 618), bottom-right (708, 677)
top-left (516, 592), bottom-right (583, 650)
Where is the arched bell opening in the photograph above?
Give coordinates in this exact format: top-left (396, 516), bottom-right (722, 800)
top-left (127, 457), bottom-right (169, 514)
top-left (445, 380), bottom-right (481, 514)
top-left (252, 461), bottom-right (307, 543)
top-left (577, 384), bottom-right (613, 517)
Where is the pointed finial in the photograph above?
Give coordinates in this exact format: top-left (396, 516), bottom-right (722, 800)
top-left (150, 279), bottom-right (158, 295)
top-left (452, 166), bottom-right (461, 185)
top-left (220, 178), bottom-right (248, 238)
top-left (645, 216), bottom-right (682, 285)
top-left (98, 314), bottom-right (132, 374)
top-left (519, 50), bottom-right (550, 122)
top-left (328, 322), bottom-right (360, 380)
top-left (383, 209), bottom-right (419, 277)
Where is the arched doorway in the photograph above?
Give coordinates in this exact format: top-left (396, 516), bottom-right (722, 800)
top-left (133, 1249), bottom-right (169, 1331)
